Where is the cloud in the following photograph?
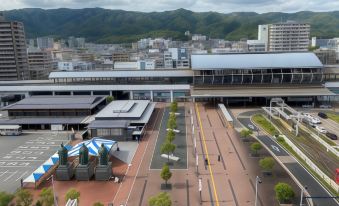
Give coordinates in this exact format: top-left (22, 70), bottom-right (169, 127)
top-left (1, 0), bottom-right (338, 13)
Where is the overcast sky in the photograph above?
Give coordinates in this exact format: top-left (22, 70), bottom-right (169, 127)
top-left (1, 0), bottom-right (338, 13)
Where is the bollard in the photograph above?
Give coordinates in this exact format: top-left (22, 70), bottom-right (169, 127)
top-left (218, 155), bottom-right (221, 162)
top-left (205, 158), bottom-right (208, 165)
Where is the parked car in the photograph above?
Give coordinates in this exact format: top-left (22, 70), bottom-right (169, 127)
top-left (318, 112), bottom-right (328, 119)
top-left (325, 132), bottom-right (338, 140)
top-left (316, 126), bottom-right (327, 133)
top-left (310, 117), bottom-right (321, 124)
top-left (320, 104), bottom-right (332, 109)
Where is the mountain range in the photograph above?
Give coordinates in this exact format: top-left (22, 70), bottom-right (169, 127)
top-left (3, 8), bottom-right (339, 43)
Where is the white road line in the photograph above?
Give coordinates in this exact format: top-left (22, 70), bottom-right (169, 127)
top-left (0, 170), bottom-right (8, 177)
top-left (0, 159), bottom-right (43, 161)
top-left (3, 171), bottom-right (17, 182)
top-left (16, 171), bottom-right (28, 181)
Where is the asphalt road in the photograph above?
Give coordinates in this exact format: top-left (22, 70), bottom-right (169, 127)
top-left (237, 111), bottom-right (339, 206)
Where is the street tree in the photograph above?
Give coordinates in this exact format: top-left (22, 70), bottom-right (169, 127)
top-left (166, 130), bottom-right (175, 143)
top-left (274, 182), bottom-right (295, 204)
top-left (65, 188), bottom-right (80, 203)
top-left (15, 189), bottom-right (33, 206)
top-left (0, 191), bottom-right (14, 206)
top-left (167, 114), bottom-right (177, 129)
top-left (149, 192), bottom-right (171, 206)
top-left (160, 164), bottom-right (172, 187)
top-left (170, 101), bottom-right (178, 113)
top-left (259, 157), bottom-right (275, 173)
top-left (39, 187), bottom-right (54, 206)
top-left (160, 141), bottom-right (176, 163)
top-left (240, 128), bottom-right (253, 139)
top-left (250, 142), bottom-right (262, 156)
top-left (93, 202), bottom-right (104, 206)
top-left (106, 96), bottom-right (114, 103)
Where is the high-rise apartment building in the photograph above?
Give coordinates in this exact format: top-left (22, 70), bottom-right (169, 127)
top-left (37, 36), bottom-right (54, 49)
top-left (0, 13), bottom-right (29, 80)
top-left (259, 21), bottom-right (310, 51)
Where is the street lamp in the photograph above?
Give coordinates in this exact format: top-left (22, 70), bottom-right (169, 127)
top-left (300, 185), bottom-right (308, 206)
top-left (255, 176), bottom-right (262, 206)
top-left (47, 174), bottom-right (58, 206)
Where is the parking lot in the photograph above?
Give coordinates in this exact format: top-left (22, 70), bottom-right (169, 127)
top-left (0, 132), bottom-right (69, 193)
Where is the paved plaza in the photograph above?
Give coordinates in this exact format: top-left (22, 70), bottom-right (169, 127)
top-left (0, 132), bottom-right (69, 193)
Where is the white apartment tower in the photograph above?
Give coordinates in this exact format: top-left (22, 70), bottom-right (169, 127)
top-left (0, 12), bottom-right (29, 80)
top-left (259, 21), bottom-right (310, 51)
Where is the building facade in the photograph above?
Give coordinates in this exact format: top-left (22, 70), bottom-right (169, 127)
top-left (37, 37), bottom-right (54, 49)
top-left (0, 13), bottom-right (29, 80)
top-left (28, 48), bottom-right (53, 80)
top-left (259, 21), bottom-right (310, 51)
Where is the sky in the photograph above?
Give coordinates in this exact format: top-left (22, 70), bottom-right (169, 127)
top-left (1, 0), bottom-right (339, 13)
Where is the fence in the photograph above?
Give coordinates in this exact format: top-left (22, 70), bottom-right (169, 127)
top-left (280, 135), bottom-right (339, 193)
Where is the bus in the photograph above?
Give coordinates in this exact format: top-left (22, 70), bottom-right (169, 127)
top-left (0, 125), bottom-right (22, 136)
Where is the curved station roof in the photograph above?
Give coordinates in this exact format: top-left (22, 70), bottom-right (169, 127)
top-left (191, 52), bottom-right (323, 70)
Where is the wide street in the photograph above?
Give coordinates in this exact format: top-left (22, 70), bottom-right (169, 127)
top-left (237, 110), bottom-right (339, 206)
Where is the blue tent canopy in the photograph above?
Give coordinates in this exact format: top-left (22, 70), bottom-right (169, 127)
top-left (68, 137), bottom-right (117, 157)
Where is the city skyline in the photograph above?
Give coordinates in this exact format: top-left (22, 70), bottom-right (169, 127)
top-left (1, 0), bottom-right (339, 13)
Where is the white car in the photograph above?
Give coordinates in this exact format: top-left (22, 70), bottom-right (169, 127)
top-left (311, 117), bottom-right (321, 124)
top-left (315, 126), bottom-right (326, 134)
top-left (320, 104), bottom-right (332, 109)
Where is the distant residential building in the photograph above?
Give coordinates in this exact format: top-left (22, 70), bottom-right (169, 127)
top-left (259, 21), bottom-right (310, 51)
top-left (57, 61), bottom-right (94, 71)
top-left (112, 52), bottom-right (130, 62)
top-left (247, 40), bottom-right (266, 52)
top-left (113, 62), bottom-right (138, 70)
top-left (37, 36), bottom-right (54, 49)
top-left (138, 59), bottom-right (155, 70)
top-left (314, 49), bottom-right (337, 65)
top-left (0, 13), bottom-right (29, 80)
top-left (28, 48), bottom-right (53, 80)
top-left (28, 39), bottom-right (35, 48)
top-left (192, 34), bottom-right (207, 41)
top-left (76, 38), bottom-right (85, 48)
top-left (164, 48), bottom-right (190, 69)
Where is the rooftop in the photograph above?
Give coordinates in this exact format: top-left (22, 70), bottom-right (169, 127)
top-left (49, 70), bottom-right (193, 79)
top-left (191, 52), bottom-right (323, 70)
top-left (95, 100), bottom-right (150, 120)
top-left (2, 96), bottom-right (106, 110)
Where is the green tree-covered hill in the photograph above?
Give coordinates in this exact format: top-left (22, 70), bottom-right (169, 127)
top-left (3, 8), bottom-right (339, 43)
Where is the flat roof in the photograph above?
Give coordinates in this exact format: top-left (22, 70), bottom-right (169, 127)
top-left (95, 100), bottom-right (150, 119)
top-left (3, 96), bottom-right (105, 110)
top-left (191, 87), bottom-right (336, 97)
top-left (49, 70), bottom-right (193, 79)
top-left (0, 84), bottom-right (190, 92)
top-left (87, 120), bottom-right (129, 129)
top-left (191, 53), bottom-right (323, 70)
top-left (0, 125), bottom-right (21, 129)
top-left (0, 117), bottom-right (86, 125)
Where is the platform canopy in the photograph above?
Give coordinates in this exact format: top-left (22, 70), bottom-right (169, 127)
top-left (191, 86), bottom-right (336, 97)
top-left (191, 52), bottom-right (323, 70)
top-left (68, 137), bottom-right (117, 157)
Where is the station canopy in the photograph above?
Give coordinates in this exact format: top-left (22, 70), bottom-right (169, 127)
top-left (191, 52), bottom-right (323, 70)
top-left (68, 137), bottom-right (117, 157)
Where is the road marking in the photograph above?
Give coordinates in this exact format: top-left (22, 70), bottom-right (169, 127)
top-left (0, 170), bottom-right (8, 177)
top-left (195, 103), bottom-right (220, 206)
top-left (3, 170), bottom-right (17, 182)
top-left (16, 171), bottom-right (28, 181)
top-left (271, 145), bottom-right (280, 152)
